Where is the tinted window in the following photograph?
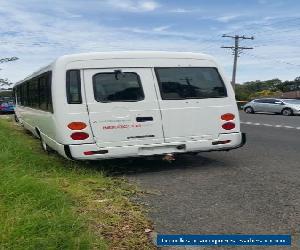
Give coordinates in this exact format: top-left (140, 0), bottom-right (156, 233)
top-left (46, 72), bottom-right (53, 112)
top-left (66, 70), bottom-right (82, 104)
top-left (39, 76), bottom-right (47, 110)
top-left (29, 79), bottom-right (39, 108)
top-left (254, 99), bottom-right (262, 103)
top-left (16, 86), bottom-right (21, 104)
top-left (260, 99), bottom-right (276, 104)
top-left (93, 72), bottom-right (144, 102)
top-left (155, 67), bottom-right (227, 100)
top-left (268, 99), bottom-right (278, 104)
top-left (15, 71), bottom-right (52, 112)
top-left (254, 99), bottom-right (268, 103)
top-left (22, 83), bottom-right (29, 106)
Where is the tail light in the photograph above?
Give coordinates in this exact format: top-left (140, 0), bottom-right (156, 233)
top-left (71, 132), bottom-right (89, 140)
top-left (221, 113), bottom-right (235, 121)
top-left (68, 122), bottom-right (87, 130)
top-left (222, 122), bottom-right (235, 130)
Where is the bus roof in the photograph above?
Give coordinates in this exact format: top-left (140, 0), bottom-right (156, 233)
top-left (56, 51), bottom-right (213, 61)
top-left (15, 51), bottom-right (215, 87)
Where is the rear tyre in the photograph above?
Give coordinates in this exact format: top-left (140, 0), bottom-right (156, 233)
top-left (14, 114), bottom-right (19, 123)
top-left (40, 136), bottom-right (53, 153)
top-left (282, 108), bottom-right (293, 116)
top-left (244, 107), bottom-right (254, 114)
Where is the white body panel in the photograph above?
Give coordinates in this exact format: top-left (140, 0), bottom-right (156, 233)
top-left (14, 51), bottom-right (243, 160)
top-left (83, 68), bottom-right (165, 147)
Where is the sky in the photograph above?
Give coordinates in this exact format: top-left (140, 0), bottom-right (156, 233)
top-left (0, 0), bottom-right (300, 85)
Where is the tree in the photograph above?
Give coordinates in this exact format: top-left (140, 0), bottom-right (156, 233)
top-left (235, 84), bottom-right (252, 101)
top-left (0, 78), bottom-right (14, 88)
top-left (249, 90), bottom-right (282, 100)
top-left (0, 56), bottom-right (18, 90)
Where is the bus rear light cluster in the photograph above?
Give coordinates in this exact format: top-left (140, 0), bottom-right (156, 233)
top-left (68, 122), bottom-right (87, 130)
top-left (221, 113), bottom-right (235, 121)
top-left (221, 113), bottom-right (235, 130)
top-left (71, 132), bottom-right (89, 140)
top-left (222, 122), bottom-right (235, 130)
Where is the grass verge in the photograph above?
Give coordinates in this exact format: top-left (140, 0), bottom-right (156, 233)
top-left (0, 116), bottom-right (154, 250)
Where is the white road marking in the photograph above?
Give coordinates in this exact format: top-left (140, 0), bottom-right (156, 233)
top-left (241, 121), bottom-right (299, 130)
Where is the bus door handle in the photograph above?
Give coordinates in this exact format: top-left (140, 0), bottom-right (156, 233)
top-left (136, 116), bottom-right (153, 122)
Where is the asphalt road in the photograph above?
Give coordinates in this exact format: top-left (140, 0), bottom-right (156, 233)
top-left (122, 111), bottom-right (300, 249)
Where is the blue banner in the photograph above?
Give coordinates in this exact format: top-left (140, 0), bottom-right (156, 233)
top-left (157, 234), bottom-right (291, 246)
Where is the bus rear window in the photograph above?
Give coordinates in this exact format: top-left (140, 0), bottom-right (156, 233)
top-left (93, 72), bottom-right (144, 102)
top-left (155, 67), bottom-right (227, 100)
top-left (66, 70), bottom-right (82, 104)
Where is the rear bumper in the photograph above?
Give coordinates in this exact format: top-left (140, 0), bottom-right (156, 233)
top-left (64, 132), bottom-right (246, 160)
top-left (204, 132), bottom-right (246, 152)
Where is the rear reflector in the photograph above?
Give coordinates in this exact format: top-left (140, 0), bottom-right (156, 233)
top-left (212, 140), bottom-right (231, 145)
top-left (70, 132), bottom-right (89, 140)
top-left (84, 150), bottom-right (108, 155)
top-left (83, 151), bottom-right (94, 155)
top-left (68, 122), bottom-right (87, 130)
top-left (222, 122), bottom-right (235, 130)
top-left (221, 113), bottom-right (235, 121)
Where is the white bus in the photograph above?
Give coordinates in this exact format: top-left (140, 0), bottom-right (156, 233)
top-left (14, 51), bottom-right (245, 160)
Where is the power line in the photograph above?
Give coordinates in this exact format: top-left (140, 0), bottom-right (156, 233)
top-left (243, 51), bottom-right (300, 68)
top-left (221, 34), bottom-right (254, 90)
top-left (225, 17), bottom-right (300, 36)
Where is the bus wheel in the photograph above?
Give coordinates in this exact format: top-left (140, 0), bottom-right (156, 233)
top-left (14, 114), bottom-right (19, 123)
top-left (40, 136), bottom-right (52, 153)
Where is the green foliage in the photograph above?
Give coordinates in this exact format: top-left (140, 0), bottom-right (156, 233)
top-left (0, 118), bottom-right (154, 250)
top-left (249, 90), bottom-right (282, 100)
top-left (0, 119), bottom-right (102, 249)
top-left (0, 90), bottom-right (13, 98)
top-left (235, 76), bottom-right (300, 101)
top-left (235, 84), bottom-right (252, 101)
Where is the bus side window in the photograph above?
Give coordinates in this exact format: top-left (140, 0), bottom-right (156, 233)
top-left (39, 76), bottom-right (47, 111)
top-left (16, 72), bottom-right (52, 112)
top-left (17, 86), bottom-right (21, 104)
top-left (46, 72), bottom-right (53, 112)
top-left (66, 70), bottom-right (82, 104)
top-left (30, 79), bottom-right (39, 108)
top-left (22, 83), bottom-right (28, 106)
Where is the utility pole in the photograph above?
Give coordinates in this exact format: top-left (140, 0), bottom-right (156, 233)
top-left (221, 35), bottom-right (254, 90)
